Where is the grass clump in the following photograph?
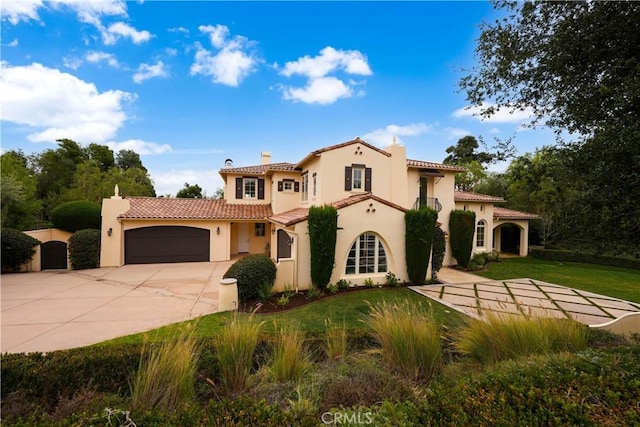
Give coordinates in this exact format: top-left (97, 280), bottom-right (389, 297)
top-left (213, 315), bottom-right (263, 393)
top-left (454, 311), bottom-right (590, 363)
top-left (324, 318), bottom-right (347, 360)
top-left (367, 300), bottom-right (442, 382)
top-left (130, 325), bottom-right (199, 411)
top-left (270, 323), bottom-right (310, 382)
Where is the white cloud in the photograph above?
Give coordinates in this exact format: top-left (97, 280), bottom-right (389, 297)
top-left (198, 24), bottom-right (229, 49)
top-left (280, 46), bottom-right (372, 78)
top-left (85, 50), bottom-right (120, 68)
top-left (489, 127), bottom-right (501, 134)
top-left (443, 127), bottom-right (471, 140)
top-left (0, 0), bottom-right (43, 24)
top-left (133, 60), bottom-right (168, 83)
top-left (453, 103), bottom-right (535, 124)
top-left (63, 56), bottom-right (83, 70)
top-left (107, 139), bottom-right (171, 155)
top-left (280, 76), bottom-right (352, 105)
top-left (165, 47), bottom-right (178, 56)
top-left (168, 26), bottom-right (189, 35)
top-left (6, 38), bottom-right (19, 47)
top-left (150, 168), bottom-right (225, 197)
top-left (102, 21), bottom-right (152, 45)
top-left (278, 46), bottom-right (372, 105)
top-left (0, 62), bottom-right (133, 143)
top-left (362, 123), bottom-right (433, 146)
top-left (190, 26), bottom-right (258, 87)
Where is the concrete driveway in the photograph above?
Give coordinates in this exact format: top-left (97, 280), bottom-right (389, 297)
top-left (1, 261), bottom-right (232, 354)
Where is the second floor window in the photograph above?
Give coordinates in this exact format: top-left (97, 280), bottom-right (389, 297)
top-left (301, 174), bottom-right (308, 201)
top-left (312, 173), bottom-right (317, 197)
top-left (283, 181), bottom-right (293, 191)
top-left (244, 178), bottom-right (257, 199)
top-left (352, 167), bottom-right (363, 190)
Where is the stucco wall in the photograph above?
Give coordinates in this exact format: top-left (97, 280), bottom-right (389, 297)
top-left (455, 201), bottom-right (495, 255)
top-left (23, 228), bottom-right (73, 272)
top-left (270, 171), bottom-right (302, 214)
top-left (224, 173), bottom-right (272, 204)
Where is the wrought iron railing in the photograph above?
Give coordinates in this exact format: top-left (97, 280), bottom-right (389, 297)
top-left (413, 197), bottom-right (442, 212)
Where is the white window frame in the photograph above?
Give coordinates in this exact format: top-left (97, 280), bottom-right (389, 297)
top-left (243, 178), bottom-right (257, 199)
top-left (312, 173), bottom-right (317, 197)
top-left (352, 167), bottom-right (364, 190)
top-left (345, 232), bottom-right (388, 275)
top-left (283, 181), bottom-right (293, 191)
top-left (476, 220), bottom-right (486, 247)
top-left (301, 174), bottom-right (309, 202)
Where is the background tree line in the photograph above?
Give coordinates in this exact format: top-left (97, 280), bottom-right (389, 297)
top-left (451, 0), bottom-right (640, 256)
top-left (1, 139), bottom-right (155, 230)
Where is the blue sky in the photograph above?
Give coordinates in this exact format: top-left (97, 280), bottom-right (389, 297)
top-left (1, 1), bottom-right (554, 196)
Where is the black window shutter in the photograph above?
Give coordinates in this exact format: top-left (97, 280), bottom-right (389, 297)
top-left (235, 177), bottom-right (243, 199)
top-left (278, 181), bottom-right (283, 192)
top-left (258, 178), bottom-right (265, 200)
top-left (294, 181), bottom-right (300, 192)
top-left (344, 166), bottom-right (352, 191)
top-left (365, 167), bottom-right (372, 192)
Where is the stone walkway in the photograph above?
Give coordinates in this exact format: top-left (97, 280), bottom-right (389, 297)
top-left (411, 268), bottom-right (640, 328)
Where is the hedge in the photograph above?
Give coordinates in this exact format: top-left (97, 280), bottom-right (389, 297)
top-left (431, 227), bottom-right (446, 279)
top-left (223, 254), bottom-right (277, 303)
top-left (68, 229), bottom-right (101, 270)
top-left (531, 248), bottom-right (640, 270)
top-left (50, 201), bottom-right (101, 233)
top-left (449, 210), bottom-right (476, 268)
top-left (308, 205), bottom-right (338, 289)
top-left (1, 228), bottom-right (41, 272)
top-left (405, 208), bottom-right (438, 284)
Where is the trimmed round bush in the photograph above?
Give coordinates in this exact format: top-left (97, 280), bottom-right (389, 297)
top-left (68, 229), bottom-right (101, 270)
top-left (1, 228), bottom-right (41, 272)
top-left (223, 254), bottom-right (277, 303)
top-left (51, 201), bottom-right (101, 233)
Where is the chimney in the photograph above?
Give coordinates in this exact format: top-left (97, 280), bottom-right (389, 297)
top-left (261, 151), bottom-right (272, 165)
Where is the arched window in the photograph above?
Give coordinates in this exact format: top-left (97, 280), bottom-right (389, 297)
top-left (345, 232), bottom-right (388, 275)
top-left (476, 220), bottom-right (486, 247)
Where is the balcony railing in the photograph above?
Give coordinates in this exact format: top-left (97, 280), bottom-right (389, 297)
top-left (413, 197), bottom-right (442, 212)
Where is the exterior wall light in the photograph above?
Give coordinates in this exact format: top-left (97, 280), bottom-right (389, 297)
top-left (107, 227), bottom-right (113, 237)
top-left (216, 227), bottom-right (221, 235)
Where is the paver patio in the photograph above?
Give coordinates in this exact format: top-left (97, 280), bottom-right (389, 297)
top-left (411, 275), bottom-right (640, 327)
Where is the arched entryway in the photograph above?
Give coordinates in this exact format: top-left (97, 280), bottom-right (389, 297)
top-left (493, 221), bottom-right (530, 256)
top-left (41, 241), bottom-right (68, 270)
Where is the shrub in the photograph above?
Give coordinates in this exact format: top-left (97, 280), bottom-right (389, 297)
top-left (256, 280), bottom-right (275, 303)
top-left (308, 205), bottom-right (338, 289)
top-left (213, 315), bottom-right (262, 393)
top-left (223, 254), bottom-right (277, 303)
top-left (68, 229), bottom-right (100, 270)
top-left (431, 227), bottom-right (446, 279)
top-left (130, 325), bottom-right (199, 411)
top-left (326, 283), bottom-right (339, 294)
top-left (50, 200), bottom-right (101, 233)
top-left (405, 208), bottom-right (438, 284)
top-left (449, 210), bottom-right (476, 268)
top-left (467, 253), bottom-right (488, 271)
top-left (270, 323), bottom-right (310, 382)
top-left (385, 271), bottom-right (400, 287)
top-left (531, 248), bottom-right (640, 270)
top-left (454, 312), bottom-right (590, 363)
top-left (367, 300), bottom-right (441, 382)
top-left (336, 279), bottom-right (350, 290)
top-left (1, 228), bottom-right (40, 272)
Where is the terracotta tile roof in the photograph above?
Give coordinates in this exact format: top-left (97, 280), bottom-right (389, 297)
top-left (296, 137), bottom-right (391, 167)
top-left (269, 208), bottom-right (310, 227)
top-left (493, 207), bottom-right (540, 220)
top-left (407, 159), bottom-right (468, 172)
top-left (118, 198), bottom-right (272, 220)
top-left (454, 191), bottom-right (505, 203)
top-left (219, 162), bottom-right (296, 175)
top-left (269, 193), bottom-right (407, 227)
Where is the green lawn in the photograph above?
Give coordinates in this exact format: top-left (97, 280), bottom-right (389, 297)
top-left (476, 257), bottom-right (640, 303)
top-left (101, 288), bottom-right (462, 346)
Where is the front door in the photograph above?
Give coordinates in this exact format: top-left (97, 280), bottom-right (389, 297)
top-left (277, 229), bottom-right (291, 260)
top-left (419, 176), bottom-right (429, 207)
top-left (238, 223), bottom-right (249, 253)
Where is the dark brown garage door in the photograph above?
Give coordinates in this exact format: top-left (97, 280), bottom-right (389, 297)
top-left (125, 226), bottom-right (210, 264)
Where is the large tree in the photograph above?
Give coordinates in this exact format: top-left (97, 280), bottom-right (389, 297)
top-left (176, 183), bottom-right (204, 199)
top-left (461, 1), bottom-right (640, 252)
top-left (443, 135), bottom-right (493, 191)
top-left (0, 150), bottom-right (41, 229)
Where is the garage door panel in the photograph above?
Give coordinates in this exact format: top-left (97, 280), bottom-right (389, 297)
top-left (125, 226), bottom-right (210, 264)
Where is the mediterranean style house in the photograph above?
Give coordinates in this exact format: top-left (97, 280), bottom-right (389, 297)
top-left (100, 138), bottom-right (538, 289)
